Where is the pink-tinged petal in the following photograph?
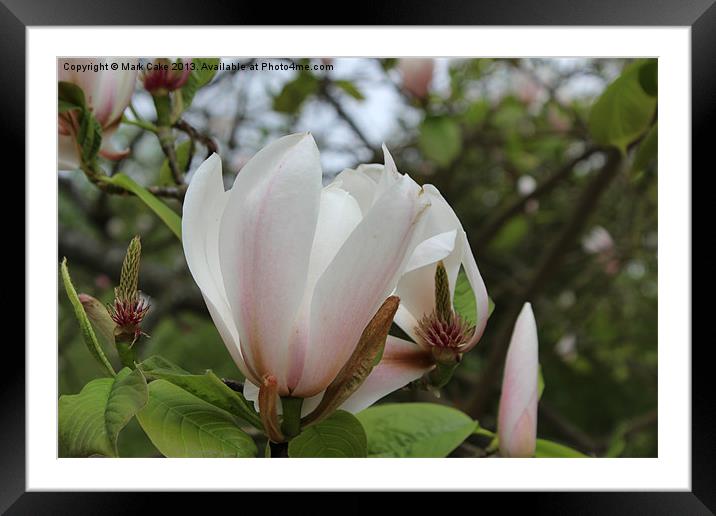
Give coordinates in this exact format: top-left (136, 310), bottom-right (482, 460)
top-left (339, 336), bottom-right (433, 414)
top-left (181, 154), bottom-right (254, 382)
top-left (219, 133), bottom-right (322, 393)
top-left (461, 229), bottom-right (490, 349)
top-left (293, 173), bottom-right (430, 397)
top-left (397, 58), bottom-right (435, 99)
top-left (59, 58), bottom-right (137, 128)
top-left (498, 303), bottom-right (539, 458)
top-left (286, 185), bottom-right (363, 390)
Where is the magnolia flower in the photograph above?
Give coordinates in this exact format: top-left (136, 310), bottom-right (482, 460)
top-left (58, 58), bottom-right (138, 170)
top-left (182, 133), bottom-right (435, 418)
top-left (335, 158), bottom-right (490, 369)
top-left (498, 303), bottom-right (539, 458)
top-left (397, 58), bottom-right (434, 99)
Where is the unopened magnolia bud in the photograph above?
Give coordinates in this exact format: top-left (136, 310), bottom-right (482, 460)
top-left (143, 58), bottom-right (192, 95)
top-left (79, 293), bottom-right (116, 349)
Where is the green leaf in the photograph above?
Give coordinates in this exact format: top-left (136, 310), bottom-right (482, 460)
top-left (288, 411), bottom-right (367, 458)
top-left (535, 438), bottom-right (589, 458)
top-left (273, 72), bottom-right (319, 114)
top-left (158, 139), bottom-right (193, 186)
top-left (453, 270), bottom-right (495, 327)
top-left (419, 116), bottom-right (463, 167)
top-left (78, 110), bottom-right (103, 162)
top-left (357, 403), bottom-right (477, 458)
top-left (334, 80), bottom-right (365, 100)
top-left (638, 59), bottom-right (658, 97)
top-left (59, 368), bottom-right (148, 457)
top-left (632, 122), bottom-right (658, 174)
top-left (137, 379), bottom-right (257, 458)
top-left (588, 60), bottom-right (657, 152)
top-left (138, 355), bottom-right (262, 429)
top-left (538, 364), bottom-right (545, 400)
top-left (179, 58), bottom-right (220, 110)
top-left (60, 259), bottom-right (116, 377)
top-left (58, 81), bottom-right (86, 110)
top-left (99, 173), bottom-right (182, 240)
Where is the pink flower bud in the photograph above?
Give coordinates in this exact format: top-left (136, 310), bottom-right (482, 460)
top-left (143, 58), bottom-right (192, 94)
top-left (498, 303), bottom-right (539, 457)
top-left (397, 58), bottom-right (434, 99)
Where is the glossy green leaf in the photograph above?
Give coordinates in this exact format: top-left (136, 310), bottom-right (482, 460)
top-left (288, 411), bottom-right (367, 458)
top-left (139, 355), bottom-right (262, 429)
top-left (588, 61), bottom-right (657, 152)
top-left (419, 116), bottom-right (463, 167)
top-left (632, 122), bottom-right (657, 174)
top-left (58, 81), bottom-right (86, 111)
top-left (357, 403), bottom-right (477, 458)
top-left (535, 438), bottom-right (589, 458)
top-left (99, 173), bottom-right (181, 240)
top-left (59, 368), bottom-right (148, 457)
top-left (638, 59), bottom-right (658, 97)
top-left (137, 379), bottom-right (257, 458)
top-left (60, 259), bottom-right (116, 377)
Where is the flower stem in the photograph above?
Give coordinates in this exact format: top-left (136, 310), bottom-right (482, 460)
top-left (115, 338), bottom-right (137, 369)
top-left (280, 397), bottom-right (304, 439)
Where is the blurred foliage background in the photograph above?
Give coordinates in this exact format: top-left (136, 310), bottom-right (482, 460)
top-left (59, 58), bottom-right (657, 458)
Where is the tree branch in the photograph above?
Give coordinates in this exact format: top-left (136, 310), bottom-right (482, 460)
top-left (463, 148), bottom-right (623, 418)
top-left (475, 146), bottom-right (601, 248)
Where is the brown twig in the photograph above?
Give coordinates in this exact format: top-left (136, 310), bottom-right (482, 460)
top-left (463, 148), bottom-right (623, 418)
top-left (174, 119), bottom-right (219, 158)
top-left (475, 146), bottom-right (602, 247)
top-left (320, 80), bottom-right (374, 151)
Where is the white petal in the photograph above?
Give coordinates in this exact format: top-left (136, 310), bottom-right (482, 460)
top-left (182, 154), bottom-right (254, 382)
top-left (286, 185), bottom-right (363, 389)
top-left (498, 303), bottom-right (539, 457)
top-left (293, 174), bottom-right (430, 397)
top-left (219, 133), bottom-right (322, 392)
top-left (462, 229), bottom-right (490, 348)
top-left (339, 336), bottom-right (433, 414)
top-left (333, 166), bottom-right (380, 215)
top-left (402, 230), bottom-right (457, 274)
top-left (243, 380), bottom-right (324, 418)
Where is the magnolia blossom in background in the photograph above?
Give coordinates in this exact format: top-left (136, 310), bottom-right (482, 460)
top-left (182, 134), bottom-right (437, 418)
top-left (582, 226), bottom-right (620, 276)
top-left (498, 302), bottom-right (539, 458)
top-left (397, 58), bottom-right (434, 99)
top-left (58, 58), bottom-right (138, 170)
top-left (335, 161), bottom-right (490, 367)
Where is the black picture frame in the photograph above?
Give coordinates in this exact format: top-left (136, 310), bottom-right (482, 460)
top-left (7, 0), bottom-right (708, 513)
